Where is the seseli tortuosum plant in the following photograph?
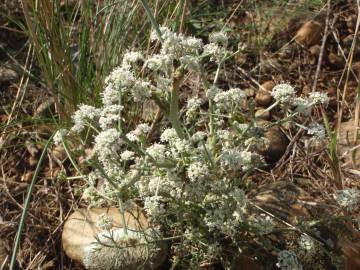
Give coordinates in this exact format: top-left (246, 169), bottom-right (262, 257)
top-left (55, 28), bottom-right (330, 269)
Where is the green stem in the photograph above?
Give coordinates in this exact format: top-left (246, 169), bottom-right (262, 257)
top-left (169, 68), bottom-right (185, 139)
top-left (10, 134), bottom-right (54, 270)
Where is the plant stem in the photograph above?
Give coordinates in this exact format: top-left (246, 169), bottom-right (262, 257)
top-left (169, 67), bottom-right (185, 139)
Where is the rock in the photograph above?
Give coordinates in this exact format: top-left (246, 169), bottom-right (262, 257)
top-left (295, 20), bottom-right (322, 47)
top-left (255, 108), bottom-right (270, 120)
top-left (250, 181), bottom-right (312, 223)
top-left (0, 67), bottom-right (18, 83)
top-left (338, 119), bottom-right (360, 167)
top-left (62, 207), bottom-right (167, 270)
top-left (255, 121), bottom-right (289, 164)
top-left (254, 91), bottom-right (268, 106)
top-left (260, 81), bottom-right (275, 92)
top-left (255, 81), bottom-right (274, 107)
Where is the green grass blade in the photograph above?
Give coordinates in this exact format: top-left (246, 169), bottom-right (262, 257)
top-left (9, 134), bottom-right (54, 270)
top-left (139, 0), bottom-right (163, 41)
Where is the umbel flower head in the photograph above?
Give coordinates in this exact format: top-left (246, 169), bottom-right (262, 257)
top-left (271, 84), bottom-right (295, 104)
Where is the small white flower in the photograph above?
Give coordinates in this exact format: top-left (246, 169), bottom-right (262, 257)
top-left (105, 66), bottom-right (135, 88)
top-left (146, 143), bottom-right (167, 160)
top-left (209, 32), bottom-right (228, 47)
top-left (298, 234), bottom-right (316, 256)
top-left (336, 188), bottom-right (360, 211)
top-left (187, 161), bottom-right (209, 182)
top-left (309, 91), bottom-right (329, 106)
top-left (307, 122), bottom-right (326, 140)
top-left (94, 128), bottom-right (122, 156)
top-left (99, 105), bottom-right (123, 130)
top-left (120, 150), bottom-right (135, 161)
top-left (181, 37), bottom-right (203, 53)
top-left (271, 84), bottom-right (295, 104)
top-left (206, 86), bottom-right (221, 100)
top-left (150, 26), bottom-right (170, 41)
top-left (146, 54), bottom-right (173, 73)
top-left (126, 131), bottom-right (139, 142)
top-left (203, 43), bottom-right (227, 62)
top-left (220, 149), bottom-right (253, 171)
top-left (132, 80), bottom-right (152, 102)
top-left (191, 131), bottom-right (207, 143)
top-left (53, 129), bottom-right (68, 145)
top-left (102, 66), bottom-right (135, 105)
top-left (171, 139), bottom-right (191, 154)
top-left (133, 123), bottom-right (151, 136)
top-left (144, 196), bottom-right (165, 217)
top-left (214, 88), bottom-right (245, 110)
top-left (294, 97), bottom-right (312, 115)
top-left (160, 128), bottom-right (178, 143)
top-left (220, 149), bottom-right (243, 170)
top-left (186, 97), bottom-right (202, 121)
top-left (180, 55), bottom-right (200, 71)
top-left (122, 51), bottom-right (143, 68)
top-left (276, 250), bottom-right (303, 270)
top-left (252, 214), bottom-right (275, 235)
top-left (71, 105), bottom-right (101, 132)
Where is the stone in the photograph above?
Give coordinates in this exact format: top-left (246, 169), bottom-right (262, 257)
top-left (250, 181), bottom-right (312, 224)
top-left (309, 44), bottom-right (321, 56)
top-left (0, 67), bottom-right (18, 83)
top-left (295, 20), bottom-right (322, 47)
top-left (255, 81), bottom-right (275, 107)
top-left (255, 108), bottom-right (270, 120)
top-left (62, 207), bottom-right (167, 270)
top-left (338, 119), bottom-right (360, 168)
top-left (255, 120), bottom-right (289, 164)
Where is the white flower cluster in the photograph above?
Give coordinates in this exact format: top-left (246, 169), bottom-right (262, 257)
top-left (149, 27), bottom-right (202, 73)
top-left (71, 104), bottom-right (101, 132)
top-left (203, 32), bottom-right (229, 63)
top-left (271, 84), bottom-right (296, 104)
top-left (252, 214), bottom-right (275, 235)
top-left (185, 97), bottom-right (202, 122)
top-left (298, 234), bottom-right (317, 256)
top-left (144, 195), bottom-right (166, 218)
top-left (306, 122), bottom-right (326, 141)
top-left (276, 250), bottom-right (303, 270)
top-left (213, 88), bottom-right (246, 111)
top-left (220, 149), bottom-right (254, 171)
top-left (336, 188), bottom-right (360, 211)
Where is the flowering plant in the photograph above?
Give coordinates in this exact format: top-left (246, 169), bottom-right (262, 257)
top-left (56, 27), bottom-right (330, 269)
